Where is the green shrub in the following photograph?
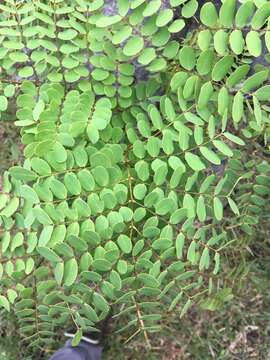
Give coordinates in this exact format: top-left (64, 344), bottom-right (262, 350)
top-left (0, 0), bottom-right (269, 353)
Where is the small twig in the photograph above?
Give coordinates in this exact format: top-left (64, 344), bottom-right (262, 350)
top-left (66, 303), bottom-right (79, 331)
top-left (124, 328), bottom-right (141, 344)
top-left (132, 296), bottom-right (151, 350)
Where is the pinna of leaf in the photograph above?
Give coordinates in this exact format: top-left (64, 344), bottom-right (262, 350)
top-left (0, 0), bottom-right (269, 353)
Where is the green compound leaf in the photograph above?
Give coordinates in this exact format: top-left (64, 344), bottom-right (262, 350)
top-left (0, 295), bottom-right (10, 312)
top-left (226, 64), bottom-right (250, 88)
top-left (112, 25), bottom-right (132, 45)
top-left (0, 198), bottom-right (19, 217)
top-left (33, 207), bottom-right (53, 225)
top-left (117, 235), bottom-right (132, 254)
top-left (246, 31), bottom-right (262, 57)
top-left (235, 1), bottom-right (255, 29)
top-left (242, 71), bottom-right (268, 93)
top-left (54, 262), bottom-right (64, 285)
top-left (228, 197), bottom-right (240, 216)
top-left (219, 0), bottom-right (237, 28)
top-left (214, 29), bottom-right (229, 55)
top-left (20, 185), bottom-right (39, 204)
top-left (138, 48), bottom-right (156, 65)
top-left (156, 198), bottom-right (175, 215)
top-left (176, 233), bottom-right (185, 259)
top-left (255, 85), bottom-right (270, 101)
top-left (198, 81), bottom-right (214, 109)
top-left (0, 96), bottom-right (8, 111)
top-left (123, 36), bottom-right (144, 57)
top-left (196, 49), bottom-right (214, 75)
top-left (212, 56), bottom-right (234, 81)
top-left (199, 147), bottom-right (221, 165)
top-left (49, 178), bottom-right (68, 200)
top-left (63, 258), bottom-right (78, 286)
top-left (232, 91), bottom-right (244, 124)
top-left (11, 232), bottom-right (24, 252)
top-left (143, 0), bottom-right (162, 17)
top-left (199, 247), bottom-right (210, 271)
top-left (223, 132), bottom-right (245, 146)
top-left (170, 208), bottom-right (187, 225)
top-left (213, 197), bottom-right (223, 221)
top-left (253, 96), bottom-right (262, 127)
top-left (185, 152), bottom-right (206, 172)
top-left (138, 273), bottom-right (159, 288)
top-left (7, 289), bottom-right (17, 304)
top-left (229, 30), bottom-right (245, 55)
top-left (179, 46), bottom-right (196, 70)
top-left (168, 19), bottom-right (185, 33)
top-left (93, 292), bottom-right (109, 313)
top-left (37, 247), bottom-right (61, 263)
top-left (93, 259), bottom-right (112, 272)
top-left (93, 166), bottom-right (109, 187)
top-left (30, 158), bottom-right (51, 176)
top-left (64, 173), bottom-right (82, 195)
top-left (197, 195), bottom-right (206, 222)
top-left (265, 31), bottom-right (270, 52)
top-left (213, 140), bottom-right (233, 157)
top-left (213, 252), bottom-right (221, 275)
top-left (187, 240), bottom-right (196, 264)
top-left (200, 2), bottom-right (218, 28)
top-left (182, 0), bottom-right (198, 18)
top-left (110, 270), bottom-right (122, 290)
top-left (96, 15), bottom-right (122, 28)
top-left (156, 9), bottom-right (174, 27)
top-left (251, 3), bottom-right (270, 30)
top-left (9, 166), bottom-right (38, 182)
top-left (197, 30), bottom-right (212, 51)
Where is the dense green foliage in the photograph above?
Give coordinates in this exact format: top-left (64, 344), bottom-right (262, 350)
top-left (0, 0), bottom-right (269, 354)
